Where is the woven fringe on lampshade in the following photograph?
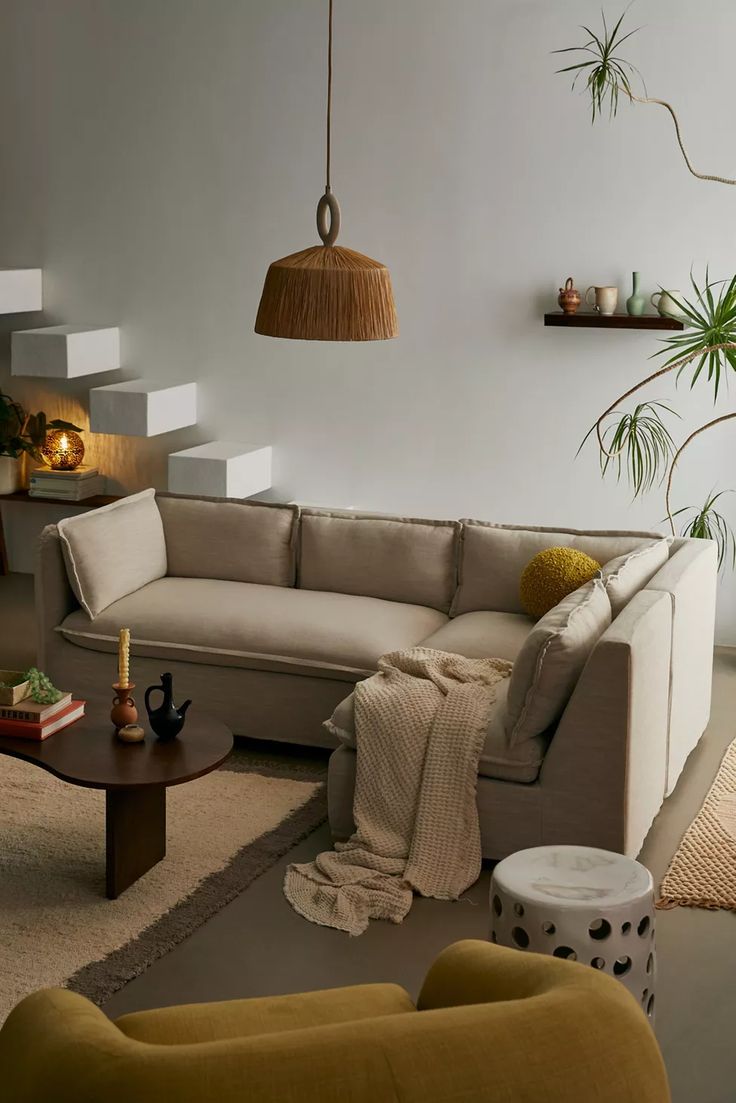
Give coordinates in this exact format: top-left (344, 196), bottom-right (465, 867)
top-left (255, 244), bottom-right (398, 341)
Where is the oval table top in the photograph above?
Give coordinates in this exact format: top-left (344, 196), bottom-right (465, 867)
top-left (0, 709), bottom-right (234, 791)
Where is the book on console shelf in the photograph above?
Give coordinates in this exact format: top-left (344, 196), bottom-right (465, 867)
top-left (0, 692), bottom-right (72, 722)
top-left (0, 700), bottom-right (85, 741)
top-left (31, 466), bottom-right (99, 480)
top-left (29, 469), bottom-right (105, 500)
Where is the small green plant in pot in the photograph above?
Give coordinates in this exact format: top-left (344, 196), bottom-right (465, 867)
top-left (0, 392), bottom-right (82, 493)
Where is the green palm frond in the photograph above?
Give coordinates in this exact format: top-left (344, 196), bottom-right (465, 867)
top-left (655, 270), bottom-right (736, 401)
top-left (553, 7), bottom-right (643, 121)
top-left (668, 490), bottom-right (736, 570)
top-left (597, 401), bottom-right (678, 496)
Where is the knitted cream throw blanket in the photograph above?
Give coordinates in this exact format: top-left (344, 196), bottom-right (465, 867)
top-left (284, 647), bottom-right (512, 935)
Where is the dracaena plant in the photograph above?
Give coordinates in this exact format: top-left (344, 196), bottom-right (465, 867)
top-left (554, 6), bottom-right (736, 186)
top-left (578, 271), bottom-right (736, 569)
top-left (0, 392), bottom-right (82, 461)
top-left (557, 7), bottom-right (736, 569)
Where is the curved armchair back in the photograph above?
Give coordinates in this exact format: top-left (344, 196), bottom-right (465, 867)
top-left (0, 941), bottom-right (670, 1103)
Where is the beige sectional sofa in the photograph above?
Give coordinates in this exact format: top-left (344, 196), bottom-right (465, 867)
top-left (36, 490), bottom-right (717, 860)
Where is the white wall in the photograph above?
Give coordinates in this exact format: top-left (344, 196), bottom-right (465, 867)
top-left (1, 0), bottom-right (734, 641)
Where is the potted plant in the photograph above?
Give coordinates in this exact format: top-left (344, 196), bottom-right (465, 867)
top-left (0, 392), bottom-right (83, 494)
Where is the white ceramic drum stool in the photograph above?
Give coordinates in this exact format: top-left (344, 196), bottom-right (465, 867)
top-left (490, 845), bottom-right (656, 1020)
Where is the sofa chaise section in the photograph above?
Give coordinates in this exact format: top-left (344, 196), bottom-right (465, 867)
top-left (329, 588), bottom-right (674, 859)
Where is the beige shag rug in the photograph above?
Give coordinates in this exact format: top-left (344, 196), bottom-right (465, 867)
top-left (0, 746), bottom-right (325, 1023)
top-left (660, 737), bottom-right (736, 910)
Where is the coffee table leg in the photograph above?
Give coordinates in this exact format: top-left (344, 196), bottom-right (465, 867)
top-left (106, 786), bottom-right (166, 899)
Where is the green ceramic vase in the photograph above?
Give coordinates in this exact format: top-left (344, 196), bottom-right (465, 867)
top-left (626, 271), bottom-right (647, 317)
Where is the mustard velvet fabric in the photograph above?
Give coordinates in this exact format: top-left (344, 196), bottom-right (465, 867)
top-left (0, 941), bottom-right (670, 1103)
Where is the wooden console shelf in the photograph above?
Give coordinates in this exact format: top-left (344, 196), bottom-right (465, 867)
top-left (544, 312), bottom-right (684, 331)
top-left (0, 490), bottom-right (121, 576)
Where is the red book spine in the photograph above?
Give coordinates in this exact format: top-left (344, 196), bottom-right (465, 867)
top-left (0, 700), bottom-right (85, 740)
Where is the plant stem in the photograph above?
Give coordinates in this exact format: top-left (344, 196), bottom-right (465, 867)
top-left (595, 343), bottom-right (736, 458)
top-left (665, 413), bottom-right (736, 533)
top-left (629, 94), bottom-right (736, 186)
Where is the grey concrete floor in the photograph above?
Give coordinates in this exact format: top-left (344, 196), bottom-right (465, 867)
top-left (2, 571), bottom-right (735, 1101)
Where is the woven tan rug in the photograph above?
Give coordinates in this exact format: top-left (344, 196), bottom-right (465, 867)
top-left (0, 745), bottom-right (325, 1023)
top-left (660, 737), bottom-right (736, 910)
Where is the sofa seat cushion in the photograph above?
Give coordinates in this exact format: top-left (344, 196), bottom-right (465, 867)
top-left (418, 611), bottom-right (534, 662)
top-left (328, 678), bottom-right (547, 784)
top-left (59, 577), bottom-right (448, 681)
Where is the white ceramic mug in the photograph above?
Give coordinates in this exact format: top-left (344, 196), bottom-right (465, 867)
top-left (651, 290), bottom-right (686, 321)
top-left (586, 285), bottom-right (618, 316)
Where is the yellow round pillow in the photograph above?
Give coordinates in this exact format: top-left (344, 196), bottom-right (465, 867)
top-left (519, 547), bottom-right (601, 619)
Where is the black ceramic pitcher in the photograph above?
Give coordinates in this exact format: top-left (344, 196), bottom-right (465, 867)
top-left (144, 672), bottom-right (191, 741)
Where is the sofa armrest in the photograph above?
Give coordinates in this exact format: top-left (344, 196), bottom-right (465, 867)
top-left (541, 589), bottom-right (672, 857)
top-left (646, 538), bottom-right (717, 794)
top-left (35, 524), bottom-right (78, 673)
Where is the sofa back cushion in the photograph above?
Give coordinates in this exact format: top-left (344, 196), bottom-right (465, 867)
top-left (600, 538), bottom-right (670, 618)
top-left (506, 578), bottom-right (612, 745)
top-left (298, 509), bottom-right (460, 612)
top-left (453, 520), bottom-right (665, 616)
top-left (156, 493), bottom-right (298, 587)
top-left (57, 488), bottom-right (167, 619)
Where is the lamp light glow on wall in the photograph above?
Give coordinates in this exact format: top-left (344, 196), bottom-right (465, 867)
top-left (255, 0), bottom-right (398, 342)
top-left (42, 429), bottom-right (85, 470)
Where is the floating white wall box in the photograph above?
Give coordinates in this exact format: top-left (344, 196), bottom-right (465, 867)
top-left (0, 269), bottom-right (42, 313)
top-left (90, 379), bottom-right (197, 437)
top-left (168, 442), bottom-right (272, 498)
top-left (11, 325), bottom-right (121, 378)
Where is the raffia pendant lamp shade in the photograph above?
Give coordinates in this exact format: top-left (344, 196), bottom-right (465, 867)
top-left (255, 244), bottom-right (397, 341)
top-left (254, 0), bottom-right (397, 342)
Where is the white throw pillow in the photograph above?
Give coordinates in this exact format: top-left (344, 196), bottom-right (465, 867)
top-left (57, 488), bottom-right (167, 619)
top-left (600, 538), bottom-right (670, 618)
top-left (506, 578), bottom-right (611, 746)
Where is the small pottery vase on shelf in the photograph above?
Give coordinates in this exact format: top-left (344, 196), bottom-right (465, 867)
top-left (557, 277), bottom-right (581, 315)
top-left (111, 684), bottom-right (138, 731)
top-left (651, 289), bottom-right (687, 321)
top-left (145, 672), bottom-right (191, 742)
top-left (626, 271), bottom-right (647, 317)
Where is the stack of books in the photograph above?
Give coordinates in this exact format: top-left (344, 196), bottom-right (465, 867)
top-left (29, 466), bottom-right (105, 501)
top-left (0, 692), bottom-right (85, 741)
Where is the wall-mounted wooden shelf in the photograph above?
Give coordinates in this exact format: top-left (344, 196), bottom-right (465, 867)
top-left (544, 312), bottom-right (684, 331)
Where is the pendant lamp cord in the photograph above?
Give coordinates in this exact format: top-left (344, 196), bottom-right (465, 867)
top-left (326, 0), bottom-right (333, 193)
top-left (316, 0), bottom-right (340, 245)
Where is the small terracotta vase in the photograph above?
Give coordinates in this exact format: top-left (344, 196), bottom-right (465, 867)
top-left (111, 683), bottom-right (138, 731)
top-left (558, 277), bottom-right (581, 315)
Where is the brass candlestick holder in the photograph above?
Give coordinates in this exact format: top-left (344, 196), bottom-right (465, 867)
top-left (111, 683), bottom-right (138, 732)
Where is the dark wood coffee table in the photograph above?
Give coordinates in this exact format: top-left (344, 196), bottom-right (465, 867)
top-left (0, 710), bottom-right (233, 898)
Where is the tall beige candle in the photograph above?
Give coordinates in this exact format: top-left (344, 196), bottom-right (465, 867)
top-left (118, 628), bottom-right (130, 687)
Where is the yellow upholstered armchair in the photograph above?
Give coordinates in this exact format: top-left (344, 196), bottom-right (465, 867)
top-left (0, 940), bottom-right (670, 1102)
